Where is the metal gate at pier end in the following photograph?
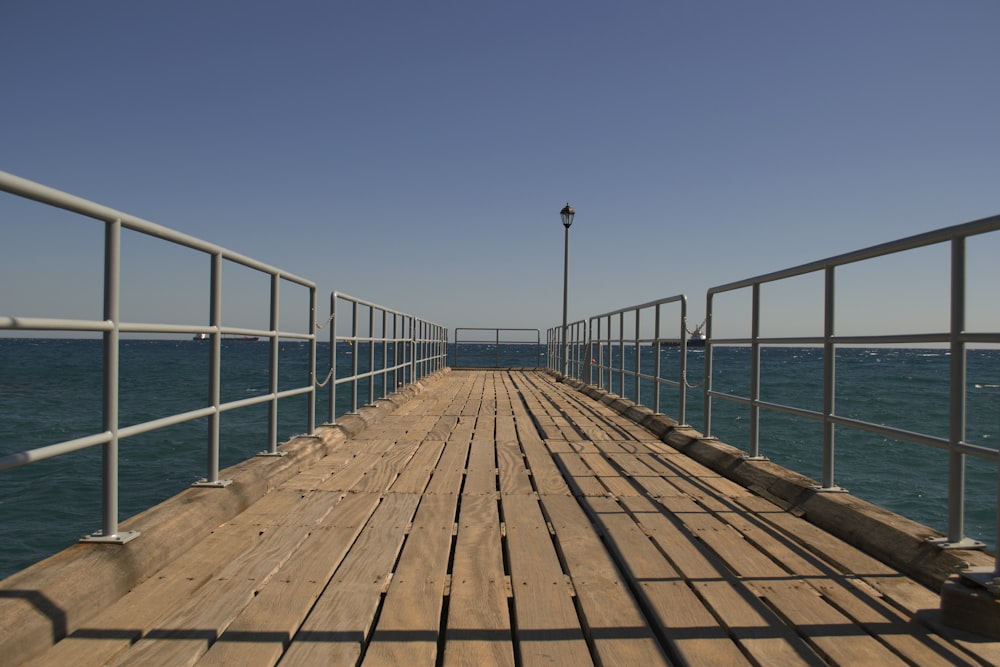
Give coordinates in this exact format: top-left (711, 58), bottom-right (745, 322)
top-left (452, 327), bottom-right (543, 369)
top-left (325, 292), bottom-right (447, 420)
top-left (0, 170), bottom-right (319, 545)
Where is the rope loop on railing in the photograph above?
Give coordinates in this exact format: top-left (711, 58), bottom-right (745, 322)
top-left (314, 313), bottom-right (335, 330)
top-left (682, 370), bottom-right (705, 390)
top-left (315, 367), bottom-right (335, 388)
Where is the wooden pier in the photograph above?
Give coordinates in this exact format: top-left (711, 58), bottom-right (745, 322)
top-left (5, 369), bottom-right (1000, 666)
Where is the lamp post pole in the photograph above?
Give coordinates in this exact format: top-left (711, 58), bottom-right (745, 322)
top-left (560, 203), bottom-right (575, 379)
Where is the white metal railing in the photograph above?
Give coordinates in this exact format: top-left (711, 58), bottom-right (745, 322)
top-left (704, 214), bottom-right (1000, 557)
top-left (548, 295), bottom-right (694, 424)
top-left (0, 170), bottom-right (318, 544)
top-left (325, 292), bottom-right (447, 419)
top-left (0, 172), bottom-right (449, 555)
top-left (549, 214), bottom-right (1000, 573)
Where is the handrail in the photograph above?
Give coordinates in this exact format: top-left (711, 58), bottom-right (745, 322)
top-left (548, 295), bottom-right (692, 424)
top-left (548, 214), bottom-right (1000, 569)
top-left (326, 292), bottom-right (448, 420)
top-left (0, 171), bottom-right (317, 545)
top-left (703, 213), bottom-right (1000, 557)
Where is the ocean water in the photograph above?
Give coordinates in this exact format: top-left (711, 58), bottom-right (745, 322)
top-left (1, 339), bottom-right (997, 579)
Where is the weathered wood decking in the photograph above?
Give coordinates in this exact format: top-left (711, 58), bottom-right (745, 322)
top-left (13, 369), bottom-right (1000, 666)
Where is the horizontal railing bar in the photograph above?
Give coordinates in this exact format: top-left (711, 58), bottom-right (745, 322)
top-left (0, 170), bottom-right (315, 288)
top-left (0, 317), bottom-right (112, 332)
top-left (955, 441), bottom-right (1000, 461)
top-left (276, 386), bottom-right (314, 400)
top-left (708, 213), bottom-right (1000, 295)
top-left (118, 407), bottom-right (217, 440)
top-left (755, 399), bottom-right (823, 421)
top-left (587, 295), bottom-right (686, 321)
top-left (827, 414), bottom-right (951, 450)
top-left (219, 393), bottom-right (278, 413)
top-left (0, 431), bottom-right (114, 472)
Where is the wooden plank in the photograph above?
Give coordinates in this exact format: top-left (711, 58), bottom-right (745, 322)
top-left (495, 414), bottom-right (518, 441)
top-left (642, 452), bottom-right (753, 499)
top-left (364, 493), bottom-right (459, 666)
top-left (620, 495), bottom-right (736, 583)
top-left (515, 423), bottom-right (571, 497)
top-left (196, 491), bottom-right (382, 666)
top-left (578, 452), bottom-right (641, 497)
top-left (389, 439), bottom-right (444, 494)
top-left (749, 579), bottom-right (909, 666)
top-left (280, 448), bottom-right (359, 490)
top-left (464, 438), bottom-right (498, 495)
top-left (425, 439), bottom-right (470, 495)
top-left (351, 440), bottom-right (420, 494)
top-left (25, 490), bottom-right (308, 667)
top-left (542, 495), bottom-right (669, 665)
top-left (108, 490), bottom-right (341, 666)
top-left (278, 493), bottom-right (421, 667)
top-left (497, 440), bottom-right (533, 495)
top-left (315, 440), bottom-right (396, 492)
top-left (813, 578), bottom-right (977, 667)
top-left (574, 496), bottom-right (743, 666)
top-left (694, 581), bottom-right (827, 667)
top-left (502, 494), bottom-right (593, 666)
top-left (444, 493), bottom-right (515, 667)
top-left (427, 415), bottom-right (460, 441)
top-left (665, 505), bottom-right (788, 580)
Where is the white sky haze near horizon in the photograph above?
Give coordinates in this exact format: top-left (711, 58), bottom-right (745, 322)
top-left (2, 1), bottom-right (999, 340)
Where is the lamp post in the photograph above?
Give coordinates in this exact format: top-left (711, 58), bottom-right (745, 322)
top-left (560, 203), bottom-right (575, 379)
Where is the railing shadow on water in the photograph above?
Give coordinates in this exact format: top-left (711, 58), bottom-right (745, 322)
top-left (550, 212), bottom-right (1000, 565)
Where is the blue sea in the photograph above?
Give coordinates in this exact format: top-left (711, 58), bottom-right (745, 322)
top-left (1, 339), bottom-right (997, 579)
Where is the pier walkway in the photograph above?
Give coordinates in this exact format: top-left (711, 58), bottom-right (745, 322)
top-left (9, 369), bottom-right (1000, 666)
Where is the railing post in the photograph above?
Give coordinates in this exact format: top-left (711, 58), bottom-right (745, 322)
top-left (193, 251), bottom-right (231, 486)
top-left (82, 218), bottom-right (138, 543)
top-left (351, 300), bottom-right (359, 412)
top-left (308, 286), bottom-right (317, 432)
top-left (618, 314), bottom-right (625, 397)
top-left (703, 294), bottom-right (714, 438)
top-left (678, 297), bottom-right (688, 426)
top-left (946, 237), bottom-right (969, 545)
top-left (368, 305), bottom-right (376, 405)
top-left (653, 305), bottom-right (662, 414)
top-left (748, 283), bottom-right (763, 459)
top-left (329, 292), bottom-right (337, 423)
top-left (259, 274), bottom-right (285, 456)
top-left (820, 265), bottom-right (839, 490)
top-left (634, 309), bottom-right (641, 403)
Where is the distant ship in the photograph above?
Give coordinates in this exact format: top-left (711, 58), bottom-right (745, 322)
top-left (688, 325), bottom-right (706, 348)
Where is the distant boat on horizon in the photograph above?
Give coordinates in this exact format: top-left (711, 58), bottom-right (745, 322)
top-left (688, 325), bottom-right (706, 348)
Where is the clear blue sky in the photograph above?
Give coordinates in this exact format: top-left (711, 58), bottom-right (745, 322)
top-left (2, 1), bottom-right (999, 339)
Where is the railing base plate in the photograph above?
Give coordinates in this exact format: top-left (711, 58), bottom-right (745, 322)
top-left (193, 478), bottom-right (233, 488)
top-left (927, 536), bottom-right (987, 550)
top-left (811, 485), bottom-right (849, 493)
top-left (257, 451), bottom-right (289, 457)
top-left (80, 529), bottom-right (140, 544)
